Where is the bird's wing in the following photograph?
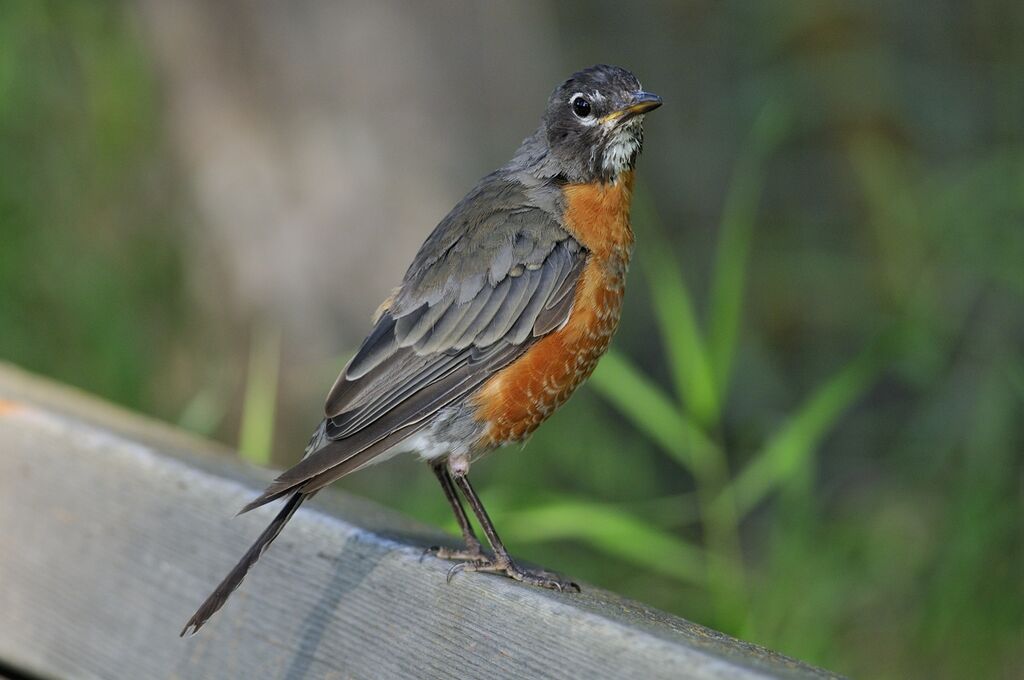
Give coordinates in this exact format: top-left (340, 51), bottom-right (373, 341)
top-left (241, 177), bottom-right (585, 512)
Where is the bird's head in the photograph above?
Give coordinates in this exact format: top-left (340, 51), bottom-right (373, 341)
top-left (540, 64), bottom-right (662, 183)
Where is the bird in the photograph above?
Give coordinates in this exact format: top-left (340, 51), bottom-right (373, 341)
top-left (182, 64), bottom-right (662, 636)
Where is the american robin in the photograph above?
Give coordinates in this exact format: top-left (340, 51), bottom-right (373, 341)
top-left (182, 64), bottom-right (661, 635)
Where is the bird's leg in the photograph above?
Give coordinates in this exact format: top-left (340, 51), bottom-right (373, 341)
top-left (422, 461), bottom-right (488, 562)
top-left (448, 468), bottom-right (580, 593)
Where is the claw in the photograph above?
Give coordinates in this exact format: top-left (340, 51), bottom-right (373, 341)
top-left (437, 553), bottom-right (579, 593)
top-left (446, 561), bottom-right (467, 584)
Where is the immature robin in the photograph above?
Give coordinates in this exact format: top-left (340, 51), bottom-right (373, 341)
top-left (182, 64), bottom-right (661, 635)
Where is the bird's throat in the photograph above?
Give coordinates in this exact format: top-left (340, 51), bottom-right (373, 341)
top-left (561, 169), bottom-right (636, 261)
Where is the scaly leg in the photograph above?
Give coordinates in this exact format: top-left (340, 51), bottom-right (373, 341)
top-left (449, 469), bottom-right (579, 593)
top-left (422, 461), bottom-right (487, 562)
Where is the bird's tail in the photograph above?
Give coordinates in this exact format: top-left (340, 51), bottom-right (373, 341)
top-left (180, 492), bottom-right (306, 636)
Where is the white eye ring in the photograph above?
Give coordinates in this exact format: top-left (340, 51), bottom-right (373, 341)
top-left (569, 93), bottom-right (596, 123)
top-left (569, 92), bottom-right (598, 125)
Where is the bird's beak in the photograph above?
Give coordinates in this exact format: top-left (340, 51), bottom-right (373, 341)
top-left (600, 91), bottom-right (663, 124)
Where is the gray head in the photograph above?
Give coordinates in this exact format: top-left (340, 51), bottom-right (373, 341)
top-left (520, 65), bottom-right (662, 184)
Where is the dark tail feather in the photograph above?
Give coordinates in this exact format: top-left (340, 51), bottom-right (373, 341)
top-left (181, 492), bottom-right (306, 636)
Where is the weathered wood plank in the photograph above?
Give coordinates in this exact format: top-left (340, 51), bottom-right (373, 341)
top-left (0, 363), bottom-right (840, 679)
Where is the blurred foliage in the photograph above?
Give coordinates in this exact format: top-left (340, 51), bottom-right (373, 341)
top-left (2, 2), bottom-right (1023, 679)
top-left (0, 1), bottom-right (194, 414)
top-left (237, 324), bottom-right (282, 466)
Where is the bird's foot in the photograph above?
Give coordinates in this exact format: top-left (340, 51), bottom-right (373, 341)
top-left (446, 555), bottom-right (580, 593)
top-left (421, 537), bottom-right (488, 563)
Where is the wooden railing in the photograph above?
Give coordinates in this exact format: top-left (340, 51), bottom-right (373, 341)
top-left (0, 363), bottom-right (840, 679)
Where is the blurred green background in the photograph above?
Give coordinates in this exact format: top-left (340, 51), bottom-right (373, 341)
top-left (2, 1), bottom-right (1021, 677)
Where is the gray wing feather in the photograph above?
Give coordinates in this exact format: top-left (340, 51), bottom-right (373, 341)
top-left (473, 268), bottom-right (536, 347)
top-left (396, 298), bottom-right (451, 349)
top-left (487, 239), bottom-right (514, 286)
top-left (441, 285), bottom-right (496, 352)
top-left (327, 350), bottom-right (463, 438)
top-left (343, 315), bottom-right (399, 381)
top-left (511, 232), bottom-right (536, 265)
top-left (509, 257), bottom-right (561, 343)
top-left (534, 253), bottom-right (586, 336)
top-left (413, 280), bottom-right (494, 354)
top-left (456, 277), bottom-right (511, 346)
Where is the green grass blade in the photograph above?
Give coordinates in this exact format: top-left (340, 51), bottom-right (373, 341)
top-left (238, 324), bottom-right (281, 466)
top-left (632, 189), bottom-right (720, 427)
top-left (722, 334), bottom-right (890, 517)
top-left (590, 349), bottom-right (720, 474)
top-left (498, 499), bottom-right (706, 585)
top-left (707, 99), bottom-right (792, 397)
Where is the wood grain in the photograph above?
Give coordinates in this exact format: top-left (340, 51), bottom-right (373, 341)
top-left (0, 363), bottom-right (840, 680)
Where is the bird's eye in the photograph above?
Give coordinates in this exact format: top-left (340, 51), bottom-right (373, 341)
top-left (571, 95), bottom-right (592, 118)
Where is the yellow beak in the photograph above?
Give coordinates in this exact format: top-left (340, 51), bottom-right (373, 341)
top-left (599, 91), bottom-right (663, 124)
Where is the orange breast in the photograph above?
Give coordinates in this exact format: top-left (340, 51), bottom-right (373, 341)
top-left (473, 172), bottom-right (635, 447)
